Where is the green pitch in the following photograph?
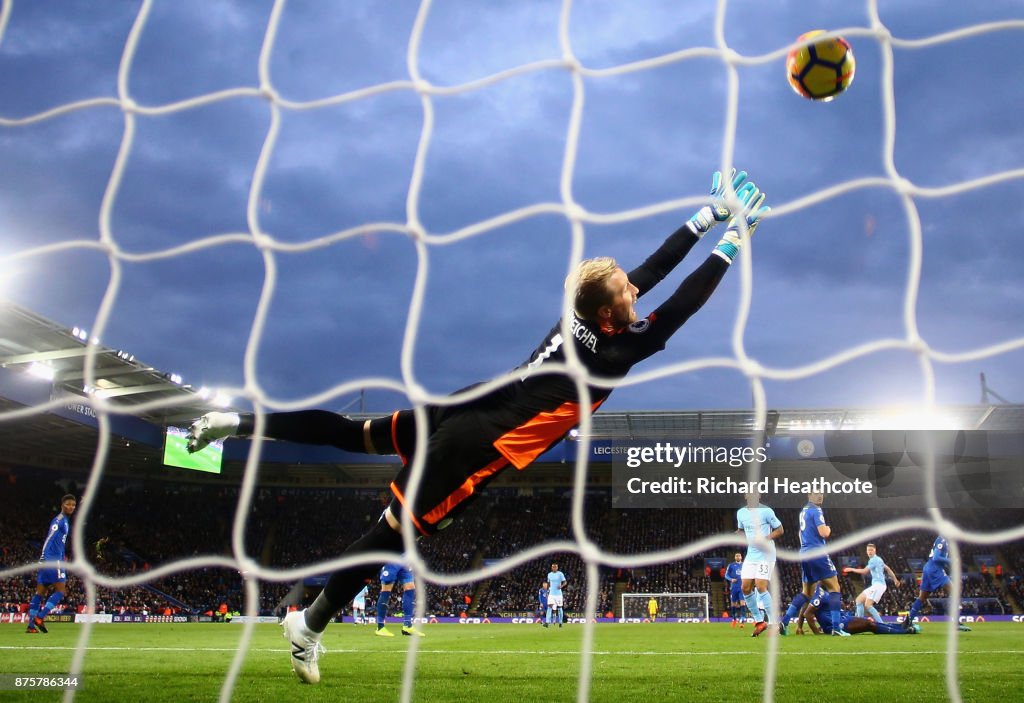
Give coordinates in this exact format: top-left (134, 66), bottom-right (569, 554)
top-left (1, 622), bottom-right (1021, 702)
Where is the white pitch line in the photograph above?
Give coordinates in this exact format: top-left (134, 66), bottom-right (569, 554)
top-left (1, 646), bottom-right (1020, 657)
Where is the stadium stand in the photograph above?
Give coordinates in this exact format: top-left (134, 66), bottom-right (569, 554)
top-left (3, 465), bottom-right (1022, 619)
top-left (2, 302), bottom-right (1023, 621)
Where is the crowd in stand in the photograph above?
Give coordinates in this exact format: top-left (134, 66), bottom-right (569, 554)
top-left (2, 467), bottom-right (1022, 620)
top-left (471, 492), bottom-right (612, 616)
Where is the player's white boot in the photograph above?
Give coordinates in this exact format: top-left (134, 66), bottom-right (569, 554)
top-left (282, 610), bottom-right (326, 684)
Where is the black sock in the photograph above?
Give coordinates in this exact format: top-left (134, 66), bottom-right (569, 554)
top-left (237, 411), bottom-right (367, 452)
top-left (303, 518), bottom-right (404, 633)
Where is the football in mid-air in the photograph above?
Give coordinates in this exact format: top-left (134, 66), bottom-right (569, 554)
top-left (786, 30), bottom-right (855, 101)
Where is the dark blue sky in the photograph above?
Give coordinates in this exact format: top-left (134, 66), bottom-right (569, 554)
top-left (2, 1), bottom-right (1022, 415)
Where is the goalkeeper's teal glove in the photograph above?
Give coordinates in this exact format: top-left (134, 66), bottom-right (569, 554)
top-left (186, 411), bottom-right (240, 453)
top-left (713, 190), bottom-right (770, 263)
top-left (686, 169), bottom-right (758, 236)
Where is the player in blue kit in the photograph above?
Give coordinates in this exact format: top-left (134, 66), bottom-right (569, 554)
top-left (736, 492), bottom-right (784, 637)
top-left (545, 563), bottom-right (567, 628)
top-left (724, 552), bottom-right (745, 628)
top-left (780, 492), bottom-right (845, 636)
top-left (903, 536), bottom-right (971, 632)
top-left (375, 563), bottom-right (424, 637)
top-left (537, 583), bottom-right (549, 623)
top-left (27, 494), bottom-right (76, 634)
top-left (843, 543), bottom-right (897, 622)
top-left (801, 586), bottom-right (919, 636)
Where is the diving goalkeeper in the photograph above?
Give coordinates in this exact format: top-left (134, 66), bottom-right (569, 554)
top-left (187, 169), bottom-right (770, 684)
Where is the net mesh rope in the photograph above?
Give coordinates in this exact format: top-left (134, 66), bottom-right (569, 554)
top-left (2, 1), bottom-right (1024, 702)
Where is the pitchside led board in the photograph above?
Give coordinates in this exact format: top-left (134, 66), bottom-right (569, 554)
top-left (162, 426), bottom-right (224, 474)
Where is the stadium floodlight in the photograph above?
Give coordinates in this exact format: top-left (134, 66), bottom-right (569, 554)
top-left (866, 409), bottom-right (959, 431)
top-left (194, 385), bottom-right (231, 407)
top-left (27, 362), bottom-right (55, 382)
top-left (211, 390), bottom-right (232, 408)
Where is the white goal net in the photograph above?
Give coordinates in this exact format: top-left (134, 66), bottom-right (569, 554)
top-left (2, 2), bottom-right (1024, 703)
top-left (621, 592), bottom-right (709, 622)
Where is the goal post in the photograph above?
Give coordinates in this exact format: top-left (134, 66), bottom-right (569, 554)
top-left (620, 593), bottom-right (709, 622)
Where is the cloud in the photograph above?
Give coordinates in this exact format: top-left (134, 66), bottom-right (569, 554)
top-left (3, 1), bottom-right (1023, 413)
top-left (128, 0), bottom-right (273, 105)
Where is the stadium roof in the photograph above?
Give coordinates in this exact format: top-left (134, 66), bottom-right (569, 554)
top-left (0, 302), bottom-right (226, 474)
top-left (0, 302), bottom-right (224, 423)
top-left (1, 300), bottom-right (1022, 483)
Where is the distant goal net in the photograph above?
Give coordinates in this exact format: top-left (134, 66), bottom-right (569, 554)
top-left (621, 593), bottom-right (709, 622)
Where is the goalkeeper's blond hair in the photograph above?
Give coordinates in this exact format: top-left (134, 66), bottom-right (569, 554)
top-left (567, 257), bottom-right (618, 321)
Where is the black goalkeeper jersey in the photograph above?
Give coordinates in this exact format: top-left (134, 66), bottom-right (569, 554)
top-left (442, 224), bottom-right (729, 469)
top-left (246, 222), bottom-right (732, 534)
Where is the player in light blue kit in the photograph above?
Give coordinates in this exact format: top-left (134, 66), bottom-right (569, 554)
top-left (780, 491), bottom-right (846, 636)
top-left (736, 492), bottom-right (784, 637)
top-left (843, 543), bottom-right (897, 622)
top-left (724, 552), bottom-right (745, 628)
top-left (903, 536), bottom-right (971, 632)
top-left (802, 586), bottom-right (919, 636)
top-left (545, 563), bottom-right (567, 628)
top-left (27, 494), bottom-right (76, 634)
top-left (352, 584), bottom-right (369, 624)
top-left (375, 562), bottom-right (424, 637)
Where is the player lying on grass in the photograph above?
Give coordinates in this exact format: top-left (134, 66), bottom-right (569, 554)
top-left (187, 169), bottom-right (770, 684)
top-left (799, 586), bottom-right (919, 636)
